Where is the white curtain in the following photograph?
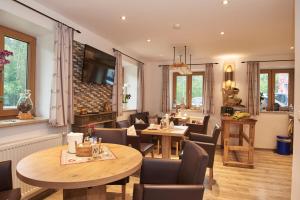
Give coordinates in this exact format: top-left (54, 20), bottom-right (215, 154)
top-left (112, 51), bottom-right (123, 116)
top-left (49, 23), bottom-right (74, 126)
top-left (203, 63), bottom-right (214, 114)
top-left (137, 62), bottom-right (144, 112)
top-left (161, 66), bottom-right (170, 113)
top-left (247, 61), bottom-right (260, 115)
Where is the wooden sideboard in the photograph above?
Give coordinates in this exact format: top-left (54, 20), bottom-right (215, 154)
top-left (72, 112), bottom-right (116, 134)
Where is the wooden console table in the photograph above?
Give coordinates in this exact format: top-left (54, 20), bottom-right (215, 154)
top-left (72, 112), bottom-right (116, 135)
top-left (221, 116), bottom-right (257, 168)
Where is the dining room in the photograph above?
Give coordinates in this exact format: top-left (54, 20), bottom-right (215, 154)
top-left (0, 0), bottom-right (299, 200)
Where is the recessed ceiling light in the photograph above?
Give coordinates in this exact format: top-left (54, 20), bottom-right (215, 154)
top-left (290, 46), bottom-right (294, 50)
top-left (220, 31), bottom-right (225, 35)
top-left (173, 23), bottom-right (181, 29)
top-left (121, 16), bottom-right (126, 20)
top-left (223, 0), bottom-right (229, 5)
top-left (147, 39), bottom-right (151, 42)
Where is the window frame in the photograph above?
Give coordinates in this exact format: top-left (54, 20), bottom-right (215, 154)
top-left (260, 69), bottom-right (294, 111)
top-left (172, 71), bottom-right (205, 109)
top-left (0, 25), bottom-right (36, 118)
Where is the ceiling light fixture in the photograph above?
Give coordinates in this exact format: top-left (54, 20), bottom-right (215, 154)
top-left (171, 46), bottom-right (192, 75)
top-left (147, 39), bottom-right (151, 42)
top-left (121, 16), bottom-right (126, 20)
top-left (223, 0), bottom-right (229, 5)
top-left (173, 23), bottom-right (181, 30)
top-left (290, 46), bottom-right (294, 50)
top-left (220, 31), bottom-right (225, 35)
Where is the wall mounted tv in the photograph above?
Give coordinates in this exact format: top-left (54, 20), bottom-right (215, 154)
top-left (82, 45), bottom-right (116, 85)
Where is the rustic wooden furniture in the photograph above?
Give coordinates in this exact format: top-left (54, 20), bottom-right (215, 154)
top-left (142, 126), bottom-right (188, 159)
top-left (72, 112), bottom-right (116, 134)
top-left (16, 144), bottom-right (142, 200)
top-left (221, 116), bottom-right (257, 168)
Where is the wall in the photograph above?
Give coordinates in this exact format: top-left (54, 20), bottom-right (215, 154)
top-left (291, 0), bottom-right (300, 199)
top-left (144, 56), bottom-right (294, 149)
top-left (73, 41), bottom-right (113, 114)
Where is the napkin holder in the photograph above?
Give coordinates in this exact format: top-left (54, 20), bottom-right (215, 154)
top-left (75, 141), bottom-right (102, 157)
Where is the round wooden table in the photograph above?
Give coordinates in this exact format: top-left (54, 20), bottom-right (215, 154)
top-left (16, 143), bottom-right (142, 200)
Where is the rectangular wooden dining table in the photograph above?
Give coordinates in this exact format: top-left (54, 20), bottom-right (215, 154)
top-left (142, 126), bottom-right (188, 159)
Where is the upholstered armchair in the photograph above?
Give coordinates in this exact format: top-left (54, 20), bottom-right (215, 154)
top-left (186, 124), bottom-right (221, 189)
top-left (116, 120), bottom-right (155, 157)
top-left (0, 160), bottom-right (21, 200)
top-left (186, 115), bottom-right (210, 137)
top-left (93, 128), bottom-right (129, 200)
top-left (133, 141), bottom-right (208, 200)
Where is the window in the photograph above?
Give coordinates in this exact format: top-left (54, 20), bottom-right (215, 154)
top-left (0, 26), bottom-right (36, 117)
top-left (173, 72), bottom-right (204, 109)
top-left (260, 69), bottom-right (294, 111)
top-left (122, 60), bottom-right (138, 110)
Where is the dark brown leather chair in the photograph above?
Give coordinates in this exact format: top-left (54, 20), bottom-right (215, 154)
top-left (116, 120), bottom-right (155, 157)
top-left (0, 160), bottom-right (21, 200)
top-left (133, 140), bottom-right (208, 200)
top-left (186, 115), bottom-right (210, 137)
top-left (187, 124), bottom-right (221, 189)
top-left (93, 128), bottom-right (129, 200)
top-left (129, 112), bottom-right (150, 130)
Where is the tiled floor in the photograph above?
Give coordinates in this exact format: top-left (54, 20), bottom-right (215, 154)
top-left (46, 149), bottom-right (292, 200)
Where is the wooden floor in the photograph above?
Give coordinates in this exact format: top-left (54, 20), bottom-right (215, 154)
top-left (45, 149), bottom-right (292, 200)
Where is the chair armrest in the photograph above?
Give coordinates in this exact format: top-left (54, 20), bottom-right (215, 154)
top-left (140, 158), bottom-right (181, 184)
top-left (136, 184), bottom-right (205, 200)
top-left (127, 135), bottom-right (140, 150)
top-left (190, 132), bottom-right (213, 143)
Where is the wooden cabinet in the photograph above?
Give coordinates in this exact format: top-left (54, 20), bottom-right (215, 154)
top-left (72, 112), bottom-right (116, 134)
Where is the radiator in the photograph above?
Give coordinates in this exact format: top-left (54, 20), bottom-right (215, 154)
top-left (0, 134), bottom-right (62, 197)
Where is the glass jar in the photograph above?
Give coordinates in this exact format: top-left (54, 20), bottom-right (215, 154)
top-left (16, 90), bottom-right (33, 113)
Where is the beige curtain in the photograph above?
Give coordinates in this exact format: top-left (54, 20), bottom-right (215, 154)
top-left (247, 61), bottom-right (260, 115)
top-left (49, 23), bottom-right (74, 126)
top-left (112, 51), bottom-right (123, 116)
top-left (137, 62), bottom-right (144, 112)
top-left (161, 66), bottom-right (170, 113)
top-left (203, 63), bottom-right (214, 114)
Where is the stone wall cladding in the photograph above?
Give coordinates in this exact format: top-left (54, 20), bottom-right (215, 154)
top-left (73, 41), bottom-right (112, 114)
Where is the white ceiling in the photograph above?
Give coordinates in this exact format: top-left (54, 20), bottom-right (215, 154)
top-left (32, 0), bottom-right (295, 61)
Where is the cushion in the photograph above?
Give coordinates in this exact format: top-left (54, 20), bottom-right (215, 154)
top-left (135, 118), bottom-right (146, 124)
top-left (127, 125), bottom-right (137, 136)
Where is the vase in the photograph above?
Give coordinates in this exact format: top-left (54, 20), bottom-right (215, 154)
top-left (17, 90), bottom-right (33, 113)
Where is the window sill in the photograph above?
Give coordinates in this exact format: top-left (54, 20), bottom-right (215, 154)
top-left (123, 109), bottom-right (137, 112)
top-left (260, 111), bottom-right (293, 114)
top-left (0, 117), bottom-right (48, 128)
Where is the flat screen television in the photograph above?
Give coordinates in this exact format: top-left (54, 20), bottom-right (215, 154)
top-left (82, 45), bottom-right (116, 85)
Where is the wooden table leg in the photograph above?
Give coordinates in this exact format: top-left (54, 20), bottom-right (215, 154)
top-left (223, 122), bottom-right (229, 165)
top-left (248, 124), bottom-right (255, 166)
top-left (63, 185), bottom-right (106, 200)
top-left (239, 124), bottom-right (244, 146)
top-left (161, 135), bottom-right (171, 159)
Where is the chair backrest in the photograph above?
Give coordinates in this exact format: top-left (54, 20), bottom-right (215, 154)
top-left (116, 120), bottom-right (130, 128)
top-left (211, 124), bottom-right (221, 145)
top-left (93, 128), bottom-right (127, 145)
top-left (177, 141), bottom-right (208, 185)
top-left (130, 112), bottom-right (149, 125)
top-left (202, 115), bottom-right (210, 134)
top-left (0, 160), bottom-right (13, 192)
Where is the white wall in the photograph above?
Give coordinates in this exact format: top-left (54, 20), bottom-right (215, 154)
top-left (291, 0), bottom-right (300, 199)
top-left (144, 55), bottom-right (294, 149)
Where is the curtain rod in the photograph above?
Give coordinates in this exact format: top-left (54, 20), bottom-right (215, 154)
top-left (241, 59), bottom-right (294, 63)
top-left (12, 0), bottom-right (81, 33)
top-left (112, 48), bottom-right (144, 64)
top-left (158, 62), bottom-right (219, 67)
